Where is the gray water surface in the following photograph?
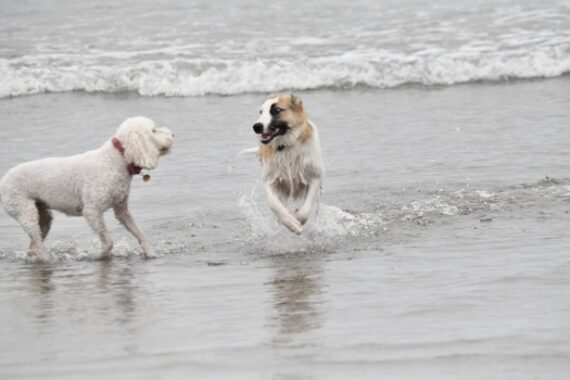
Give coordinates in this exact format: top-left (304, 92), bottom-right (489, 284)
top-left (1, 0), bottom-right (570, 377)
top-left (1, 78), bottom-right (569, 379)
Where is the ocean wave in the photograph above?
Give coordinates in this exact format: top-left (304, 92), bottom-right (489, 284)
top-left (1, 46), bottom-right (569, 98)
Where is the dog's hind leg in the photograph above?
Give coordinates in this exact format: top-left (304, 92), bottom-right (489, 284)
top-left (7, 198), bottom-right (49, 260)
top-left (83, 207), bottom-right (113, 258)
top-left (36, 202), bottom-right (53, 241)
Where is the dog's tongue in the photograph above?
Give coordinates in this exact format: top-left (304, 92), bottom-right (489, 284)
top-left (261, 129), bottom-right (281, 144)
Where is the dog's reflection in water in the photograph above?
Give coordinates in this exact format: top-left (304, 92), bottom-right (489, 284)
top-left (29, 263), bottom-right (55, 324)
top-left (268, 254), bottom-right (325, 346)
top-left (27, 260), bottom-right (138, 326)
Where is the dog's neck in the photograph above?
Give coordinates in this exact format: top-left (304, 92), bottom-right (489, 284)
top-left (272, 120), bottom-right (311, 152)
top-left (111, 137), bottom-right (142, 176)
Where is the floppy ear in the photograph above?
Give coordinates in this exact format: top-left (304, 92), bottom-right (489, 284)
top-left (123, 127), bottom-right (160, 169)
top-left (290, 94), bottom-right (303, 111)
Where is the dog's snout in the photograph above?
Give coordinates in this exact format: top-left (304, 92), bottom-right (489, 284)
top-left (253, 123), bottom-right (263, 134)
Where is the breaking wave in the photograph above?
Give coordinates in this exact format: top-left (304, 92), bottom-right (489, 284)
top-left (1, 46), bottom-right (569, 98)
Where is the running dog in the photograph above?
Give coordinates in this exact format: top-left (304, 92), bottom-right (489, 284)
top-left (243, 94), bottom-right (323, 235)
top-left (0, 117), bottom-right (174, 260)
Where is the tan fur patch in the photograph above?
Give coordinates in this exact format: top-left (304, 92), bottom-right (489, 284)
top-left (258, 94), bottom-right (311, 155)
top-left (259, 144), bottom-right (273, 163)
top-left (274, 94), bottom-right (308, 134)
top-left (299, 122), bottom-right (313, 143)
top-left (275, 95), bottom-right (292, 109)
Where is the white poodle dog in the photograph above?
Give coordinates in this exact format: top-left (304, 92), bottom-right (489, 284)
top-left (0, 117), bottom-right (174, 260)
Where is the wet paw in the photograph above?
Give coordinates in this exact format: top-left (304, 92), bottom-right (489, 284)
top-left (141, 242), bottom-right (157, 258)
top-left (295, 208), bottom-right (310, 225)
top-left (280, 212), bottom-right (303, 235)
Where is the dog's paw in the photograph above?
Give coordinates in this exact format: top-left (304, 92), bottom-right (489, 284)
top-left (295, 208), bottom-right (310, 225)
top-left (280, 212), bottom-right (303, 235)
top-left (141, 242), bottom-right (157, 259)
top-left (35, 253), bottom-right (51, 263)
top-left (144, 250), bottom-right (158, 259)
top-left (98, 253), bottom-right (113, 261)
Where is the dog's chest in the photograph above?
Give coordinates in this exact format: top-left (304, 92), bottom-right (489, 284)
top-left (262, 144), bottom-right (321, 197)
top-left (82, 170), bottom-right (131, 207)
top-left (107, 176), bottom-right (131, 204)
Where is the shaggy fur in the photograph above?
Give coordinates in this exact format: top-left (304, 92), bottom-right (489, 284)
top-left (0, 117), bottom-right (174, 260)
top-left (244, 94), bottom-right (323, 235)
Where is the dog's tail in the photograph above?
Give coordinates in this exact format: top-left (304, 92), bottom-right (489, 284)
top-left (239, 147), bottom-right (259, 156)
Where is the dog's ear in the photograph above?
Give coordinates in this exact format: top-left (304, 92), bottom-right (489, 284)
top-left (290, 94), bottom-right (303, 111)
top-left (123, 125), bottom-right (160, 170)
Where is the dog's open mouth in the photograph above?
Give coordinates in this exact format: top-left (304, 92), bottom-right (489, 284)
top-left (260, 128), bottom-right (281, 144)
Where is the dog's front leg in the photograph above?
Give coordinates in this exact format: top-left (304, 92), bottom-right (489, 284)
top-left (83, 207), bottom-right (113, 258)
top-left (264, 183), bottom-right (303, 235)
top-left (113, 200), bottom-right (156, 258)
top-left (296, 178), bottom-right (321, 225)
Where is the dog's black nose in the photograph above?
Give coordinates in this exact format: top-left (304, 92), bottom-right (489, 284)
top-left (253, 123), bottom-right (263, 134)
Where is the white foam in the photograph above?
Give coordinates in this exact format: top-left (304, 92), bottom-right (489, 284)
top-left (1, 46), bottom-right (568, 98)
top-left (237, 185), bottom-right (385, 254)
top-left (237, 177), bottom-right (570, 253)
top-left (0, 237), bottom-right (141, 262)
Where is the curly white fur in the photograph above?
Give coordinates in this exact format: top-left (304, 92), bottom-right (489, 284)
top-left (0, 116), bottom-right (174, 260)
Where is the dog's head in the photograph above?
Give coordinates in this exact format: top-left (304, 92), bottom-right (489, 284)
top-left (115, 117), bottom-right (175, 169)
top-left (252, 94), bottom-right (306, 145)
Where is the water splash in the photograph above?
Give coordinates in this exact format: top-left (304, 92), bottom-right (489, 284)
top-left (238, 177), bottom-right (570, 255)
top-left (1, 177), bottom-right (568, 261)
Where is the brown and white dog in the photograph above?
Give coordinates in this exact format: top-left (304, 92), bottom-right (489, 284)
top-left (242, 94), bottom-right (323, 235)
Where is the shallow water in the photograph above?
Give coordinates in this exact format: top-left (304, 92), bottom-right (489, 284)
top-left (1, 78), bottom-right (569, 379)
top-left (1, 0), bottom-right (570, 378)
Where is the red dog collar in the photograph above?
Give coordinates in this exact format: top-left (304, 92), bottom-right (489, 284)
top-left (111, 137), bottom-right (142, 176)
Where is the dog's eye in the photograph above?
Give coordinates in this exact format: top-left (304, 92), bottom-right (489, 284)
top-left (270, 107), bottom-right (282, 116)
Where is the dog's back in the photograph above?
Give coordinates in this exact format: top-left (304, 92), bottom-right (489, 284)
top-left (0, 147), bottom-right (126, 217)
top-left (1, 156), bottom-right (86, 216)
